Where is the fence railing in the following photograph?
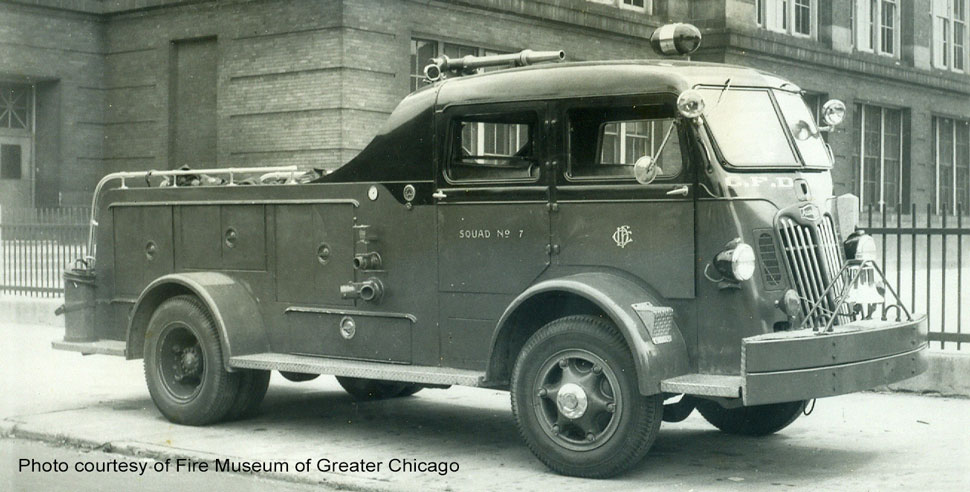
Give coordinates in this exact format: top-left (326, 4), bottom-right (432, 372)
top-left (0, 207), bottom-right (89, 297)
top-left (864, 204), bottom-right (969, 351)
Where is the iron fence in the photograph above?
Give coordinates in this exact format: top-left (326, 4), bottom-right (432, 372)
top-left (0, 207), bottom-right (89, 297)
top-left (865, 204), bottom-right (969, 351)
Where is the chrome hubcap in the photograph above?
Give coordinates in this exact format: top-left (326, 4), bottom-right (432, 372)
top-left (556, 383), bottom-right (588, 419)
top-left (533, 349), bottom-right (621, 451)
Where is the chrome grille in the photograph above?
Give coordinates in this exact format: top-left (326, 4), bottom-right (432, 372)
top-left (778, 215), bottom-right (850, 327)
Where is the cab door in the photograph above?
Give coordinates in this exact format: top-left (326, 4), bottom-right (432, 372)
top-left (551, 95), bottom-right (695, 300)
top-left (434, 102), bottom-right (551, 369)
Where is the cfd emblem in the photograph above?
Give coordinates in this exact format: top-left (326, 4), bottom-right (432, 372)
top-left (799, 204), bottom-right (820, 222)
top-left (613, 225), bottom-right (633, 248)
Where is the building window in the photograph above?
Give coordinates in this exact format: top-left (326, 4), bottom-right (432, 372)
top-left (409, 39), bottom-right (510, 92)
top-left (934, 116), bottom-right (970, 214)
top-left (0, 84), bottom-right (31, 131)
top-left (587, 0), bottom-right (651, 13)
top-left (854, 104), bottom-right (906, 211)
top-left (410, 39), bottom-right (438, 92)
top-left (855, 0), bottom-right (900, 56)
top-left (757, 0), bottom-right (816, 37)
top-left (1, 144), bottom-right (22, 179)
top-left (933, 0), bottom-right (969, 71)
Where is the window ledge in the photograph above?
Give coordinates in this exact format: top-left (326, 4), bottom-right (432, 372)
top-left (704, 29), bottom-right (970, 95)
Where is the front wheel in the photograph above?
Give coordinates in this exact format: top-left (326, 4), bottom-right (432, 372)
top-left (510, 315), bottom-right (662, 478)
top-left (696, 399), bottom-right (806, 436)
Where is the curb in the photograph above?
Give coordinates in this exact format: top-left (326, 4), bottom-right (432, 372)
top-left (1, 418), bottom-right (404, 492)
top-left (0, 295), bottom-right (63, 327)
top-left (880, 351), bottom-right (970, 397)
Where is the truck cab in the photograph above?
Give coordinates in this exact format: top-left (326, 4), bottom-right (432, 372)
top-left (56, 26), bottom-right (927, 478)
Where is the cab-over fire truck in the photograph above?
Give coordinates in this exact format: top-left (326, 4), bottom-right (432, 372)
top-left (56, 24), bottom-right (927, 478)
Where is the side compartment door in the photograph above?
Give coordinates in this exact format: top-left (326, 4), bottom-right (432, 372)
top-left (552, 96), bottom-right (695, 300)
top-left (435, 102), bottom-right (551, 369)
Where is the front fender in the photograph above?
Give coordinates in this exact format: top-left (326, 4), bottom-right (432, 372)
top-left (126, 272), bottom-right (269, 371)
top-left (489, 272), bottom-right (689, 394)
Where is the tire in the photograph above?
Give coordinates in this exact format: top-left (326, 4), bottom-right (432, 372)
top-left (510, 315), bottom-right (663, 478)
top-left (696, 399), bottom-right (806, 436)
top-left (144, 295), bottom-right (240, 426)
top-left (395, 384), bottom-right (424, 397)
top-left (225, 369), bottom-right (270, 421)
top-left (335, 377), bottom-right (410, 400)
top-left (279, 371), bottom-right (319, 383)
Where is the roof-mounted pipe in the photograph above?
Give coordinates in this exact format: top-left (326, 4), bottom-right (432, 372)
top-left (424, 49), bottom-right (565, 82)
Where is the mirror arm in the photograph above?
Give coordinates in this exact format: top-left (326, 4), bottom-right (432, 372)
top-left (652, 120), bottom-right (678, 160)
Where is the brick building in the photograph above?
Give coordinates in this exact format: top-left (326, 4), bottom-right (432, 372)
top-left (0, 0), bottom-right (968, 214)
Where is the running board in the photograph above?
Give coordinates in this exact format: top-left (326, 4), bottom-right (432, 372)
top-left (661, 374), bottom-right (742, 398)
top-left (52, 339), bottom-right (127, 357)
top-left (229, 353), bottom-right (486, 387)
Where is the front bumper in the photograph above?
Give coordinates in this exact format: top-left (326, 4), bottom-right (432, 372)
top-left (741, 316), bottom-right (928, 405)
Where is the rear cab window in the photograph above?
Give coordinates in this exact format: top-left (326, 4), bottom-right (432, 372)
top-left (445, 109), bottom-right (540, 183)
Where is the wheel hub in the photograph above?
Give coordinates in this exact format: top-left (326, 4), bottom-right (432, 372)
top-left (556, 383), bottom-right (588, 419)
top-left (180, 347), bottom-right (201, 375)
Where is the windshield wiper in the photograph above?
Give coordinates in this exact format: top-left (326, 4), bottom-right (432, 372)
top-left (708, 78), bottom-right (731, 116)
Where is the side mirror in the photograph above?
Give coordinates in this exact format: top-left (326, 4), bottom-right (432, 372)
top-left (634, 156), bottom-right (659, 185)
top-left (819, 99), bottom-right (846, 132)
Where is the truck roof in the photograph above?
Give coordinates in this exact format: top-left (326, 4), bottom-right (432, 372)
top-left (322, 60), bottom-right (794, 183)
top-left (432, 59), bottom-right (794, 107)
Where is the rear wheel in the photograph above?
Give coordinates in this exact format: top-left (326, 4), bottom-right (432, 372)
top-left (225, 369), bottom-right (270, 421)
top-left (279, 371), bottom-right (319, 383)
top-left (696, 399), bottom-right (806, 436)
top-left (510, 315), bottom-right (663, 478)
top-left (336, 377), bottom-right (413, 400)
top-left (144, 295), bottom-right (240, 426)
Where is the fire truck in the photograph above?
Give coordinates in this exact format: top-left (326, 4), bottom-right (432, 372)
top-left (56, 24), bottom-right (927, 478)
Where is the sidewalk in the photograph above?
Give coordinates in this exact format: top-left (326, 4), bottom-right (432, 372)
top-left (1, 321), bottom-right (969, 490)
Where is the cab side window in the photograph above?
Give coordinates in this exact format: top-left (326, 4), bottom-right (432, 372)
top-left (447, 111), bottom-right (539, 182)
top-left (568, 105), bottom-right (684, 180)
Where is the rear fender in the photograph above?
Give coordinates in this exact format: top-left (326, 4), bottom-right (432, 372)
top-left (487, 272), bottom-right (689, 394)
top-left (126, 272), bottom-right (268, 371)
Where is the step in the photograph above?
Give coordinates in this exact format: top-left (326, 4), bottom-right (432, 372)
top-left (230, 353), bottom-right (486, 387)
top-left (52, 339), bottom-right (127, 357)
top-left (660, 374), bottom-right (743, 398)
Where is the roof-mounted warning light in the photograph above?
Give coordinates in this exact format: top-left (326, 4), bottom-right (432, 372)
top-left (649, 23), bottom-right (702, 57)
top-left (424, 49), bottom-right (565, 83)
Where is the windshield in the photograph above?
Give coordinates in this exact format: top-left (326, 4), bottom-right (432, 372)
top-left (699, 87), bottom-right (831, 168)
top-left (772, 90), bottom-right (831, 167)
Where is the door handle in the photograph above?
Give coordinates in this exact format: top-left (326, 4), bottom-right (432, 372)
top-left (432, 190), bottom-right (448, 200)
top-left (666, 185), bottom-right (689, 196)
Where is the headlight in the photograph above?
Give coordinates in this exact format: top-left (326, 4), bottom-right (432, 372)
top-left (844, 230), bottom-right (878, 262)
top-left (714, 239), bottom-right (756, 282)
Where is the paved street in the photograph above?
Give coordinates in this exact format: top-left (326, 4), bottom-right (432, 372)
top-left (1, 321), bottom-right (969, 491)
top-left (1, 438), bottom-right (327, 492)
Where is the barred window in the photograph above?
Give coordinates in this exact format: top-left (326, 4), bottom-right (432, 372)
top-left (0, 84), bottom-right (31, 130)
top-left (853, 104), bottom-right (906, 211)
top-left (934, 116), bottom-right (970, 214)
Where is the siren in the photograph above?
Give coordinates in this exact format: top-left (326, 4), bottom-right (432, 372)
top-left (649, 23), bottom-right (702, 57)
